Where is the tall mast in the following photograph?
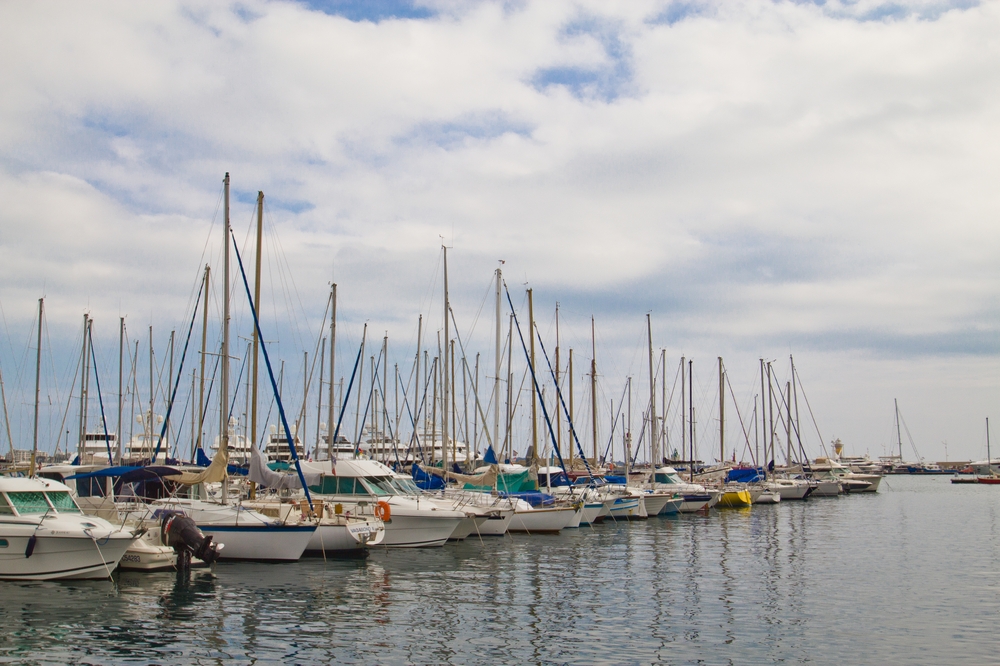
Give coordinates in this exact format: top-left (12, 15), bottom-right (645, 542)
top-left (327, 283), bottom-right (337, 460)
top-left (895, 398), bottom-right (903, 461)
top-left (0, 344), bottom-right (13, 464)
top-left (590, 316), bottom-right (598, 464)
top-left (31, 298), bottom-right (43, 477)
top-left (719, 356), bottom-right (724, 463)
top-left (442, 245), bottom-right (450, 470)
top-left (168, 330), bottom-right (174, 456)
top-left (473, 353), bottom-right (479, 459)
top-left (767, 362), bottom-right (774, 469)
top-left (681, 356), bottom-right (686, 467)
top-left (568, 348), bottom-right (574, 467)
top-left (647, 314), bottom-right (658, 470)
top-left (251, 191), bottom-right (264, 456)
top-left (414, 314), bottom-right (422, 454)
top-left (759, 359), bottom-right (766, 479)
top-left (196, 265), bottom-right (210, 458)
top-left (689, 359), bottom-right (694, 482)
top-left (494, 264), bottom-right (502, 454)
top-left (78, 313), bottom-right (90, 459)
top-left (987, 417), bottom-right (992, 475)
top-left (791, 355), bottom-right (803, 460)
top-left (148, 325), bottom-right (153, 458)
top-left (302, 351), bottom-right (308, 454)
top-left (117, 317), bottom-right (124, 464)
top-left (506, 314), bottom-right (513, 461)
top-left (383, 334), bottom-right (389, 456)
top-left (220, 172), bottom-right (231, 494)
top-left (555, 303), bottom-right (561, 461)
top-left (451, 340), bottom-right (457, 465)
top-left (528, 288), bottom-right (537, 465)
top-left (316, 339), bottom-right (325, 458)
top-left (785, 381), bottom-right (792, 466)
top-left (354, 328), bottom-right (366, 453)
top-left (660, 349), bottom-right (666, 458)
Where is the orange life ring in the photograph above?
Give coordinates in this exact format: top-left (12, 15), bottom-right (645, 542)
top-left (375, 500), bottom-right (391, 521)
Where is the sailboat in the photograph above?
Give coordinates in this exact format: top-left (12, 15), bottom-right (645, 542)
top-left (153, 176), bottom-right (316, 562)
top-left (977, 419), bottom-right (1000, 485)
top-left (0, 299), bottom-right (137, 580)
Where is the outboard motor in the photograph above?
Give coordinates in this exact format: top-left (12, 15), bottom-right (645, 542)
top-left (160, 511), bottom-right (224, 569)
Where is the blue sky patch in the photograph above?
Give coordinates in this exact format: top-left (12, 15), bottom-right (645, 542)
top-left (531, 15), bottom-right (633, 102)
top-left (397, 113), bottom-right (533, 150)
top-left (295, 0), bottom-right (435, 22)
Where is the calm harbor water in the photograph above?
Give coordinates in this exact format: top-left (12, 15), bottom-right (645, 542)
top-left (2, 476), bottom-right (999, 665)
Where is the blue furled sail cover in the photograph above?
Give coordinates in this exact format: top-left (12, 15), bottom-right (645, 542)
top-left (411, 463), bottom-right (445, 490)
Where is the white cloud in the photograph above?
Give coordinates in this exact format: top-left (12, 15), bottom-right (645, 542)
top-left (0, 0), bottom-right (997, 460)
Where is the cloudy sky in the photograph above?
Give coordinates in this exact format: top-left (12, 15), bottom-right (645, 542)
top-left (0, 0), bottom-right (997, 464)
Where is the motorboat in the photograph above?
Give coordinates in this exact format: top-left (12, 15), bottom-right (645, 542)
top-left (810, 459), bottom-right (881, 493)
top-left (651, 467), bottom-right (719, 512)
top-left (0, 476), bottom-right (137, 580)
top-left (765, 478), bottom-right (813, 500)
top-left (304, 458), bottom-right (465, 548)
top-left (241, 497), bottom-right (385, 556)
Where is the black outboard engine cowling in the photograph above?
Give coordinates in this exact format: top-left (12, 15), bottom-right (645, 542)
top-left (159, 511), bottom-right (223, 567)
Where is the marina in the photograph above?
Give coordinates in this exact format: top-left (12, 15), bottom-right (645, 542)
top-left (2, 2), bottom-right (999, 664)
top-left (0, 476), bottom-right (997, 664)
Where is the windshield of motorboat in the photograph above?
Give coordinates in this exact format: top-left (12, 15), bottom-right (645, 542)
top-left (358, 476), bottom-right (396, 496)
top-left (390, 477), bottom-right (421, 496)
top-left (654, 472), bottom-right (683, 484)
top-left (6, 491), bottom-right (51, 514)
top-left (44, 491), bottom-right (82, 513)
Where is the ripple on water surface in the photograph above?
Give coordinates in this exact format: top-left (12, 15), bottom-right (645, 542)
top-left (1, 476), bottom-right (998, 665)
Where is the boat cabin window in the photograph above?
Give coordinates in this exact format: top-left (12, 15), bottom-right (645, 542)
top-left (360, 477), bottom-right (394, 496)
top-left (0, 539), bottom-right (7, 547)
top-left (0, 494), bottom-right (13, 515)
top-left (6, 491), bottom-right (51, 515)
top-left (654, 473), bottom-right (680, 484)
top-left (391, 477), bottom-right (420, 495)
top-left (313, 476), bottom-right (365, 495)
top-left (44, 491), bottom-right (82, 513)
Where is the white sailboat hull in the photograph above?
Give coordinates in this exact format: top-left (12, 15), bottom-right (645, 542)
top-left (641, 493), bottom-right (671, 516)
top-left (508, 506), bottom-right (577, 533)
top-left (475, 510), bottom-right (514, 536)
top-left (580, 502), bottom-right (604, 525)
top-left (198, 524), bottom-right (315, 561)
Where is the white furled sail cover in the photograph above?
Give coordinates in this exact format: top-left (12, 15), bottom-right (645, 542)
top-left (248, 445), bottom-right (322, 490)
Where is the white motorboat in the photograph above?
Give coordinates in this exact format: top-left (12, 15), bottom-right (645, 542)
top-left (651, 467), bottom-right (719, 512)
top-left (810, 459), bottom-right (882, 493)
top-left (766, 478), bottom-right (813, 500)
top-left (304, 459), bottom-right (465, 548)
top-left (0, 476), bottom-right (136, 580)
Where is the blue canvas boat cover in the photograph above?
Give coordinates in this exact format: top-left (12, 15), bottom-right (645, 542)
top-left (499, 491), bottom-right (555, 507)
top-left (726, 467), bottom-right (765, 483)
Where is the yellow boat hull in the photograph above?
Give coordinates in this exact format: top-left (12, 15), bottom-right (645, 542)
top-left (717, 489), bottom-right (753, 508)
